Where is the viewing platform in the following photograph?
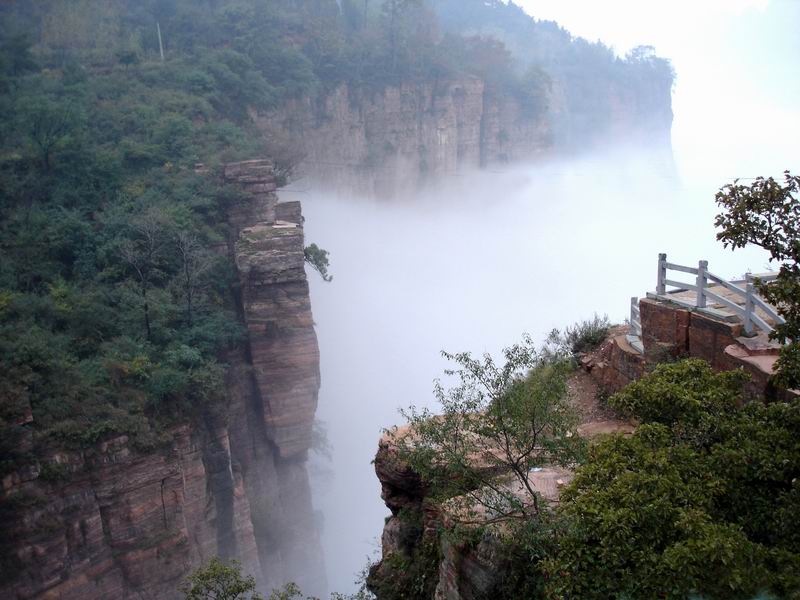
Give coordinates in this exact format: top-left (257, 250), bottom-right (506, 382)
top-left (583, 254), bottom-right (795, 402)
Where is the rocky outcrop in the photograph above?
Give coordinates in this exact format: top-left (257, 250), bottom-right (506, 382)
top-left (0, 160), bottom-right (325, 599)
top-left (369, 433), bottom-right (573, 600)
top-left (256, 71), bottom-right (674, 197)
top-left (254, 78), bottom-right (552, 196)
top-left (581, 297), bottom-right (798, 402)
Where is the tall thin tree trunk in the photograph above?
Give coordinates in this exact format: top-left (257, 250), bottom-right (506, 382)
top-left (142, 282), bottom-right (151, 340)
top-left (184, 263), bottom-right (193, 327)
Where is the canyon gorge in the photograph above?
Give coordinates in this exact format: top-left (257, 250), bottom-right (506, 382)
top-left (0, 161), bottom-right (324, 599)
top-left (0, 1), bottom-right (684, 598)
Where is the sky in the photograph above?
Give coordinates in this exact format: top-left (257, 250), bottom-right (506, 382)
top-left (518, 0), bottom-right (800, 183)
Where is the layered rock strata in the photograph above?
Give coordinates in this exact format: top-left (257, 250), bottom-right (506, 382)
top-left (0, 160), bottom-right (324, 599)
top-left (254, 78), bottom-right (552, 196)
top-left (370, 433), bottom-right (574, 600)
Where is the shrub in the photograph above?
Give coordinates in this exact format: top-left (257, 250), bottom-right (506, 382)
top-left (552, 313), bottom-right (611, 356)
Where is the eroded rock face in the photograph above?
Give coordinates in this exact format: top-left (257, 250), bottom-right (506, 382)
top-left (374, 433), bottom-right (427, 516)
top-left (254, 79), bottom-right (552, 197)
top-left (0, 160), bottom-right (325, 599)
top-left (370, 432), bottom-right (573, 600)
top-left (0, 427), bottom-right (261, 600)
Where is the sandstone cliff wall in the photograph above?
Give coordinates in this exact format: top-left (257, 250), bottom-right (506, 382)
top-left (0, 160), bottom-right (324, 599)
top-left (256, 75), bottom-right (673, 197)
top-left (254, 78), bottom-right (552, 197)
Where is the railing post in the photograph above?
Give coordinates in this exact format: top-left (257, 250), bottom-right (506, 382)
top-left (696, 260), bottom-right (708, 308)
top-left (744, 273), bottom-right (755, 335)
top-left (630, 296), bottom-right (640, 336)
top-left (657, 253), bottom-right (667, 295)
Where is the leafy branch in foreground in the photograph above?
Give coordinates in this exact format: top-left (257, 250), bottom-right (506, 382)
top-left (304, 243), bottom-right (332, 282)
top-left (392, 336), bottom-right (585, 523)
top-left (546, 358), bottom-right (800, 599)
top-left (181, 558), bottom-right (262, 600)
top-left (715, 170), bottom-right (800, 388)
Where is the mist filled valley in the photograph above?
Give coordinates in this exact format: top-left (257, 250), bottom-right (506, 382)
top-left (1, 1), bottom-right (799, 599)
top-left (303, 148), bottom-right (772, 593)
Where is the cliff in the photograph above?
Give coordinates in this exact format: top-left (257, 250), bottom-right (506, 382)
top-left (256, 73), bottom-right (673, 197)
top-left (255, 78), bottom-right (552, 196)
top-left (367, 295), bottom-right (797, 599)
top-left (369, 432), bottom-right (576, 600)
top-left (0, 160), bottom-right (325, 599)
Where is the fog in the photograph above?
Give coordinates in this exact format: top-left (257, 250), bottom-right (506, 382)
top-left (297, 147), bottom-right (775, 593)
top-left (292, 2), bottom-right (799, 594)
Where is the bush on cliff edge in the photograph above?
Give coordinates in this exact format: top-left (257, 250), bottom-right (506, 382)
top-left (544, 359), bottom-right (800, 599)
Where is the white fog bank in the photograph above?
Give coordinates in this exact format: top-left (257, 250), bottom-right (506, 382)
top-left (297, 147), bottom-right (772, 593)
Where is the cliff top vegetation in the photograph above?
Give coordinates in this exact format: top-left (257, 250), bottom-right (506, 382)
top-left (0, 0), bottom-right (674, 470)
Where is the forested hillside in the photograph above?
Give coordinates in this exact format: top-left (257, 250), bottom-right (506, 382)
top-left (430, 0), bottom-right (675, 145)
top-left (0, 0), bottom-right (674, 468)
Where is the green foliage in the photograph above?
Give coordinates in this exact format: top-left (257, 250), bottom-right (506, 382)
top-left (0, 17), bottom-right (252, 453)
top-left (715, 171), bottom-right (800, 388)
top-left (266, 582), bottom-right (319, 600)
top-left (182, 558), bottom-right (263, 600)
top-left (609, 358), bottom-right (747, 428)
top-left (550, 313), bottom-right (611, 356)
top-left (366, 508), bottom-right (440, 600)
top-left (304, 243), bottom-right (333, 282)
top-left (545, 360), bottom-right (800, 599)
top-left (487, 513), bottom-right (563, 599)
top-left (395, 336), bottom-right (585, 522)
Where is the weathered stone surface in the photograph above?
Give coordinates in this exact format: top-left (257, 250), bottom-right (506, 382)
top-left (374, 432), bottom-right (427, 515)
top-left (435, 532), bottom-right (503, 600)
top-left (254, 79), bottom-right (552, 196)
top-left (582, 332), bottom-right (646, 395)
top-left (0, 427), bottom-right (261, 600)
top-left (224, 159), bottom-right (279, 230)
top-left (687, 311), bottom-right (742, 371)
top-left (640, 297), bottom-right (690, 362)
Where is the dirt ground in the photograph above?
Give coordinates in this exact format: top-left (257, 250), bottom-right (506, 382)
top-left (567, 368), bottom-right (635, 437)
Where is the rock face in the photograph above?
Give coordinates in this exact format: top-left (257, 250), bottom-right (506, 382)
top-left (370, 433), bottom-right (577, 600)
top-left (255, 79), bottom-right (552, 196)
top-left (256, 75), bottom-right (673, 198)
top-left (0, 160), bottom-right (325, 599)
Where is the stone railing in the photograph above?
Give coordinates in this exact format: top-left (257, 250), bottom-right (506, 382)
top-left (650, 253), bottom-right (784, 336)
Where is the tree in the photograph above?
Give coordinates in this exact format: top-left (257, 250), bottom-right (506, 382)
top-left (118, 207), bottom-right (172, 340)
top-left (116, 48), bottom-right (141, 70)
top-left (393, 336), bottom-right (584, 523)
top-left (0, 31), bottom-right (38, 87)
top-left (21, 99), bottom-right (79, 171)
top-left (381, 0), bottom-right (421, 74)
top-left (545, 359), bottom-right (800, 599)
top-left (174, 229), bottom-right (215, 326)
top-left (181, 558), bottom-right (263, 600)
top-left (715, 171), bottom-right (800, 387)
top-left (304, 244), bottom-right (332, 282)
